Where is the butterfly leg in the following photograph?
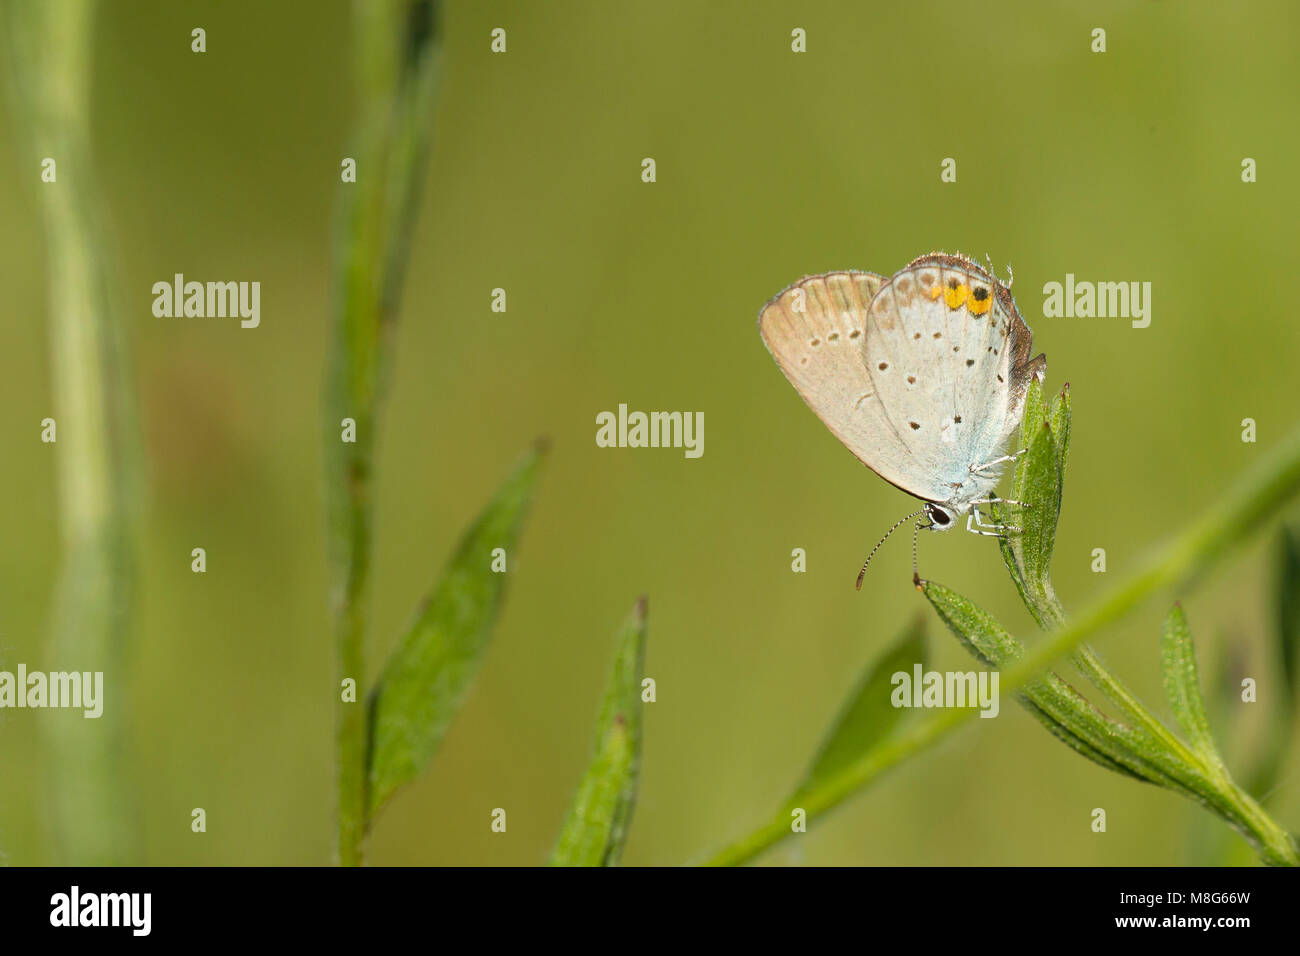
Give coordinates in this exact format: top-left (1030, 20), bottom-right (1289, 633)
top-left (968, 449), bottom-right (1027, 476)
top-left (974, 495), bottom-right (1027, 533)
top-left (965, 511), bottom-right (1005, 536)
top-left (966, 503), bottom-right (1021, 536)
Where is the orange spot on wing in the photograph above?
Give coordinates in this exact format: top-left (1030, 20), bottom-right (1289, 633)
top-left (968, 294), bottom-right (992, 315)
top-left (943, 283), bottom-right (967, 309)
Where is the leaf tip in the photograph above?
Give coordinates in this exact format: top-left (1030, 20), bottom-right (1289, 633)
top-left (635, 593), bottom-right (648, 618)
top-left (533, 435), bottom-right (553, 457)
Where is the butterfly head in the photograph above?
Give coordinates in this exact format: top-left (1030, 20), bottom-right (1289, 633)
top-left (923, 502), bottom-right (959, 532)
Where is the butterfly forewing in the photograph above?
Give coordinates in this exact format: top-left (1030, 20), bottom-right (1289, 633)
top-left (759, 271), bottom-right (952, 501)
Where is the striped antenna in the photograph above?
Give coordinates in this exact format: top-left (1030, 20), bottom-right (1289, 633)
top-left (856, 508), bottom-right (927, 590)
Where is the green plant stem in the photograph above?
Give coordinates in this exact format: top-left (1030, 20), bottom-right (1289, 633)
top-left (4, 0), bottom-right (139, 865)
top-left (705, 425), bottom-right (1300, 866)
top-left (325, 0), bottom-right (439, 866)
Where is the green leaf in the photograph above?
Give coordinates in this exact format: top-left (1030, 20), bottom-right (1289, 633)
top-left (1047, 379), bottom-right (1072, 480)
top-left (920, 579), bottom-right (1199, 790)
top-left (790, 618), bottom-right (927, 802)
top-left (366, 442), bottom-right (546, 818)
top-left (995, 380), bottom-right (1071, 629)
top-left (550, 598), bottom-right (649, 866)
top-left (1160, 603), bottom-right (1223, 768)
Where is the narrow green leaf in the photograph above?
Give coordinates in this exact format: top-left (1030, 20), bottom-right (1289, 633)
top-left (995, 380), bottom-right (1070, 629)
top-left (1047, 380), bottom-right (1072, 480)
top-left (1160, 603), bottom-right (1223, 767)
top-left (1019, 369), bottom-right (1050, 440)
top-left (550, 598), bottom-right (649, 866)
top-left (921, 579), bottom-right (1200, 790)
top-left (923, 579), bottom-right (1022, 666)
top-left (1020, 686), bottom-right (1145, 781)
top-left (791, 618), bottom-right (927, 802)
top-left (366, 443), bottom-right (546, 818)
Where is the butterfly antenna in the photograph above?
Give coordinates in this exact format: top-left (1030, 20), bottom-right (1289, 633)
top-left (856, 508), bottom-right (926, 590)
top-left (912, 515), bottom-right (927, 582)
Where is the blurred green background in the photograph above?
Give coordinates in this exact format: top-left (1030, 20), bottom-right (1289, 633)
top-left (3, 0), bottom-right (1299, 865)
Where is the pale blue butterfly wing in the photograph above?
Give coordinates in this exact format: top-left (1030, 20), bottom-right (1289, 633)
top-left (860, 253), bottom-right (1045, 511)
top-left (758, 271), bottom-right (952, 501)
top-left (761, 253), bottom-right (1045, 515)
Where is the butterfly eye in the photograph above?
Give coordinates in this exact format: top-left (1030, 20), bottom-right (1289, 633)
top-left (926, 504), bottom-right (951, 527)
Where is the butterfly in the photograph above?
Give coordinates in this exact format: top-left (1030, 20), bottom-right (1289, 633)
top-left (757, 252), bottom-right (1047, 587)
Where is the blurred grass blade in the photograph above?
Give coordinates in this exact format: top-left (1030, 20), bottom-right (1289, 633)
top-left (367, 444), bottom-right (545, 818)
top-left (1160, 604), bottom-right (1223, 768)
top-left (995, 380), bottom-right (1070, 629)
top-left (550, 598), bottom-right (649, 867)
top-left (1278, 524), bottom-right (1300, 710)
top-left (922, 580), bottom-right (1191, 789)
top-left (326, 0), bottom-right (440, 865)
top-left (791, 618), bottom-right (926, 801)
top-left (4, 0), bottom-right (141, 864)
top-left (1247, 524), bottom-right (1300, 796)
